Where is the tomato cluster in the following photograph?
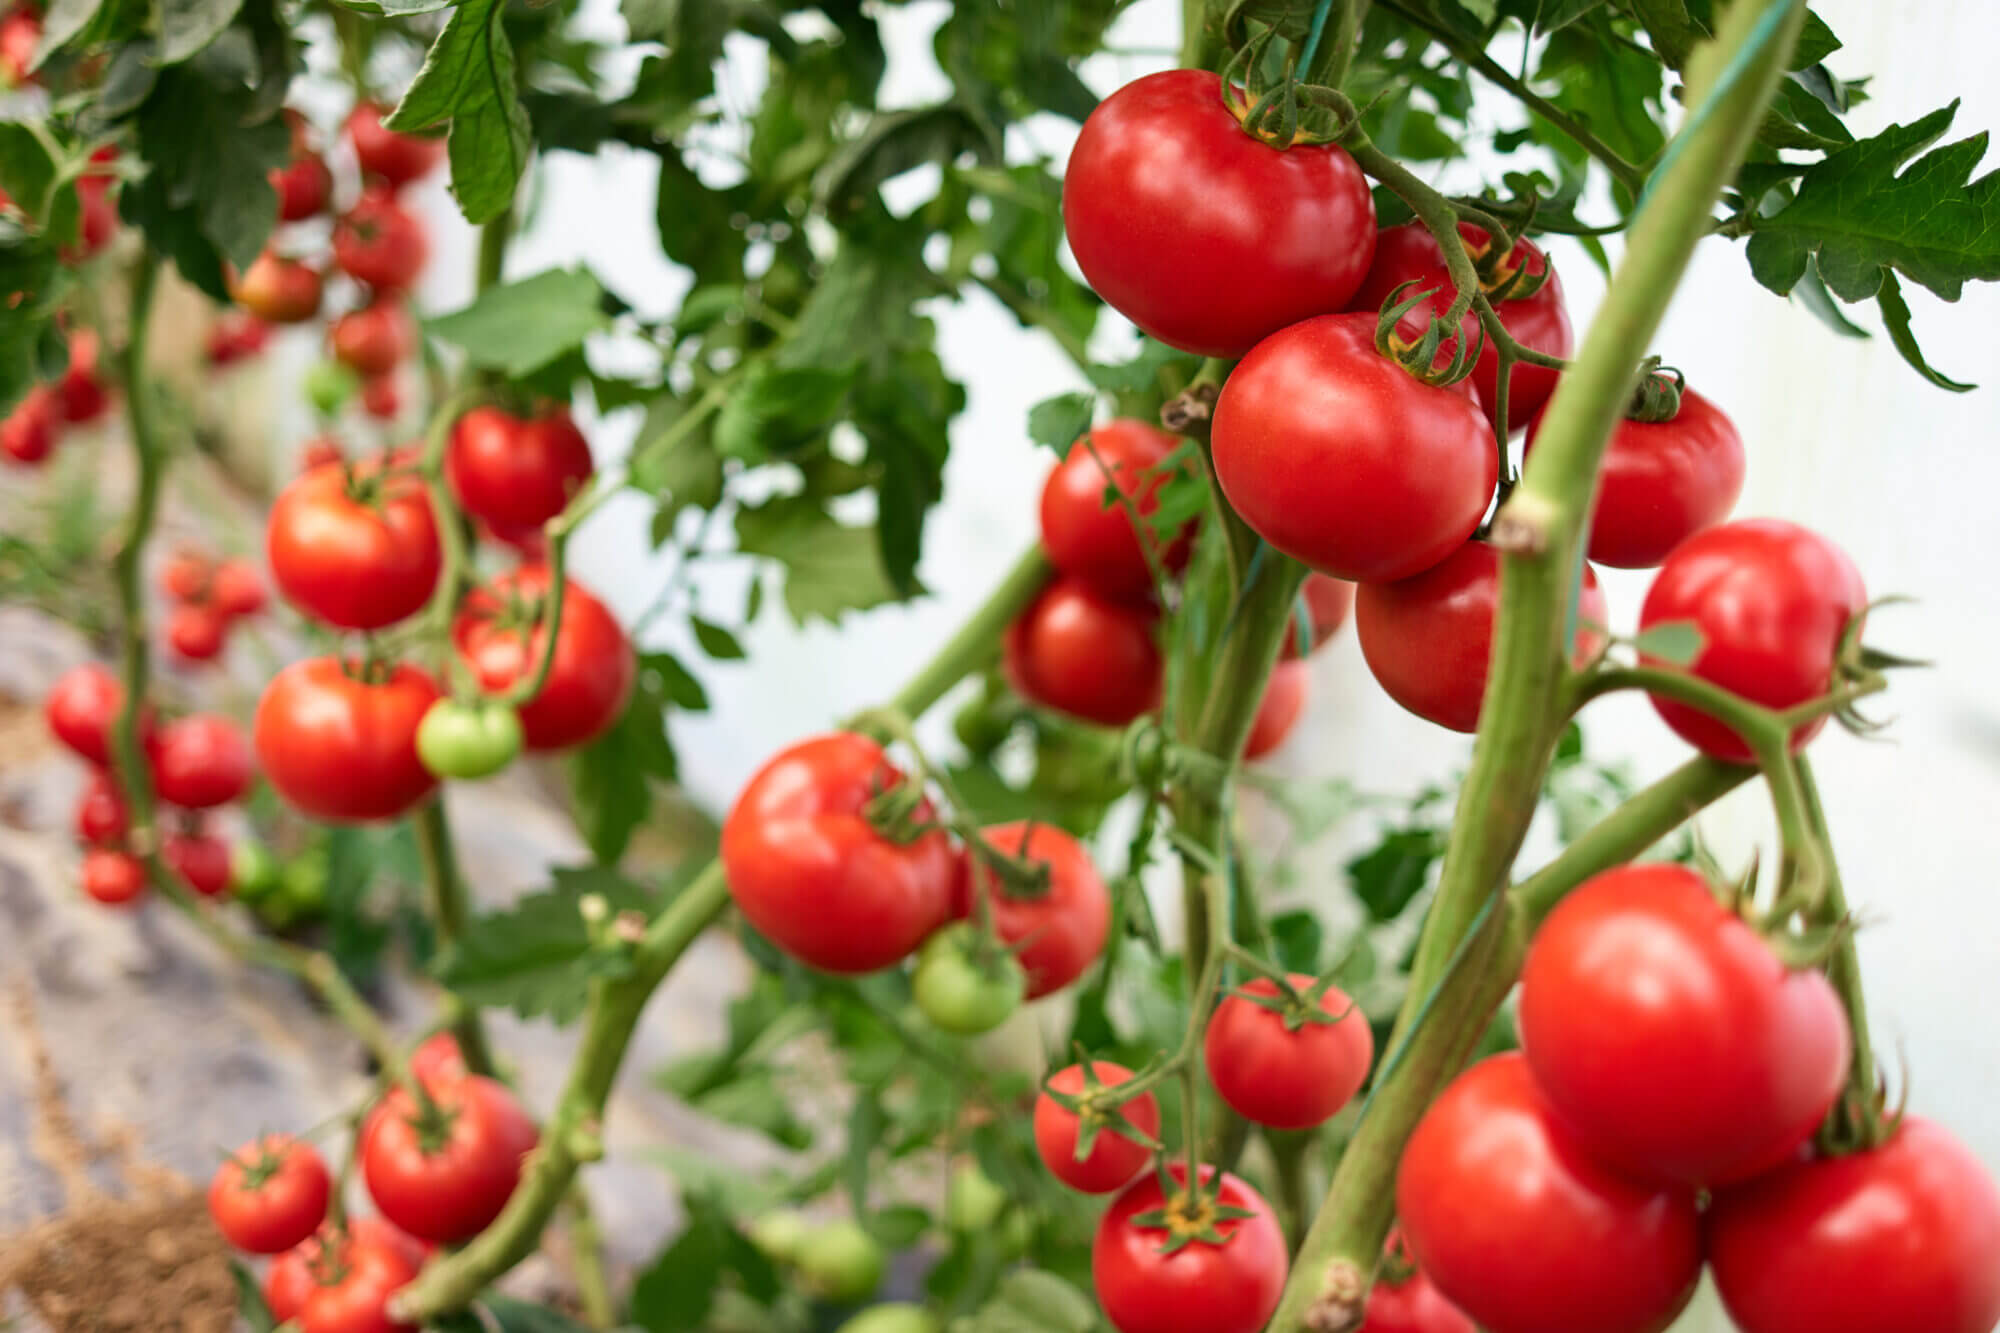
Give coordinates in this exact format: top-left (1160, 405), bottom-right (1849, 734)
top-left (157, 545), bottom-right (268, 665)
top-left (3, 326), bottom-right (113, 466)
top-left (46, 663), bottom-right (253, 905)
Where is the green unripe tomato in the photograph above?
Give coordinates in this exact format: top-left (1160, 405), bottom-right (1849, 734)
top-left (303, 360), bottom-right (360, 418)
top-left (795, 1219), bottom-right (884, 1305)
top-left (912, 924), bottom-right (1024, 1037)
top-left (415, 699), bottom-right (524, 780)
top-left (746, 1208), bottom-right (811, 1266)
top-left (278, 845), bottom-right (328, 913)
top-left (995, 1206), bottom-right (1034, 1260)
top-left (835, 1304), bottom-right (941, 1333)
top-left (229, 840), bottom-right (281, 900)
top-left (944, 1161), bottom-right (1008, 1233)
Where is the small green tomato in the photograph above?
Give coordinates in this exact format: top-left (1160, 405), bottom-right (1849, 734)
top-left (835, 1304), bottom-right (941, 1333)
top-left (415, 699), bottom-right (524, 780)
top-left (795, 1219), bottom-right (884, 1305)
top-left (944, 1160), bottom-right (1008, 1233)
top-left (746, 1208), bottom-right (811, 1265)
top-left (912, 923), bottom-right (1025, 1037)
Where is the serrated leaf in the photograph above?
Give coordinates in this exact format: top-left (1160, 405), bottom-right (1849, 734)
top-left (631, 392), bottom-right (724, 521)
top-left (1791, 9), bottom-right (1841, 70)
top-left (1347, 827), bottom-right (1445, 922)
top-left (1086, 338), bottom-right (1200, 394)
top-left (1744, 102), bottom-right (2000, 304)
top-left (1026, 392), bottom-right (1094, 455)
top-left (735, 496), bottom-right (904, 625)
top-left (432, 865), bottom-right (654, 1022)
top-left (127, 65), bottom-right (289, 275)
top-left (631, 1202), bottom-right (731, 1332)
top-left (157, 0), bottom-right (243, 64)
top-left (567, 669), bottom-right (681, 864)
top-left (713, 363), bottom-right (854, 462)
top-left (1632, 619), bottom-right (1705, 666)
top-left (1876, 270), bottom-right (1975, 391)
top-left (1537, 16), bottom-right (1668, 169)
top-left (383, 0), bottom-right (530, 223)
top-left (778, 214), bottom-right (936, 374)
top-left (425, 268), bottom-right (609, 377)
top-left (855, 345), bottom-right (959, 597)
top-left (1791, 261), bottom-right (1869, 339)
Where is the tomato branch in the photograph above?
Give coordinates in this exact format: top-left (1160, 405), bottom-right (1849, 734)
top-left (1268, 5), bottom-right (1808, 1328)
top-left (1797, 760), bottom-right (1885, 1151)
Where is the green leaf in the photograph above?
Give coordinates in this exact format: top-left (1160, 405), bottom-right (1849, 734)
top-left (126, 65), bottom-right (289, 278)
top-left (1790, 261), bottom-right (1869, 339)
top-left (854, 345), bottom-right (960, 597)
top-left (712, 362), bottom-right (854, 462)
top-left (424, 268), bottom-right (610, 377)
top-left (480, 1296), bottom-right (611, 1333)
top-left (630, 392), bottom-right (725, 521)
top-left (1537, 16), bottom-right (1669, 168)
top-left (690, 616), bottom-right (746, 660)
top-left (34, 0), bottom-right (106, 62)
top-left (0, 225), bottom-right (64, 415)
top-left (1086, 338), bottom-right (1200, 395)
top-left (951, 1270), bottom-right (1101, 1333)
top-left (1347, 827), bottom-right (1446, 922)
top-left (1791, 9), bottom-right (1841, 70)
top-left (330, 0), bottom-right (455, 14)
top-left (647, 651), bottom-right (709, 712)
top-left (1876, 270), bottom-right (1975, 392)
top-left (1026, 392), bottom-right (1094, 455)
top-left (817, 103), bottom-right (995, 218)
top-left (567, 669), bottom-right (682, 864)
top-left (433, 866), bottom-right (654, 1021)
top-left (1268, 910), bottom-right (1324, 975)
top-left (1631, 619), bottom-right (1704, 666)
top-left (631, 1200), bottom-right (731, 1331)
top-left (779, 214), bottom-right (937, 375)
top-left (384, 0), bottom-right (531, 223)
top-left (735, 495), bottom-right (904, 625)
top-left (654, 150), bottom-right (751, 286)
top-left (1744, 103), bottom-right (2000, 304)
top-left (230, 1260), bottom-right (277, 1333)
top-left (157, 0), bottom-right (244, 64)
top-left (1534, 0), bottom-right (1610, 34)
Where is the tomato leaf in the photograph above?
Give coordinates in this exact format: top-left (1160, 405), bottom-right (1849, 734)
top-left (432, 865), bottom-right (654, 1022)
top-left (156, 0), bottom-right (242, 64)
top-left (1347, 827), bottom-right (1447, 923)
top-left (478, 1297), bottom-right (609, 1333)
top-left (123, 63), bottom-right (289, 283)
top-left (630, 1197), bottom-right (732, 1331)
top-left (1630, 619), bottom-right (1705, 666)
top-left (567, 668), bottom-right (684, 863)
top-left (1875, 270), bottom-right (1976, 392)
top-left (1027, 392), bottom-right (1095, 457)
top-left (690, 615), bottom-right (746, 660)
top-left (734, 496), bottom-right (907, 625)
top-left (1790, 259), bottom-right (1870, 339)
top-left (0, 223), bottom-right (65, 415)
top-left (1086, 338), bottom-right (1200, 395)
top-left (383, 0), bottom-right (531, 224)
top-left (855, 346), bottom-right (960, 597)
top-left (424, 268), bottom-right (611, 377)
top-left (1533, 0), bottom-right (1611, 35)
top-left (954, 1269), bottom-right (1102, 1332)
top-left (229, 1260), bottom-right (277, 1333)
top-left (816, 102), bottom-right (994, 218)
top-left (713, 363), bottom-right (854, 463)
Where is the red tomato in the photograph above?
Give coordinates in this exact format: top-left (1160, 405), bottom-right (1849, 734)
top-left (1204, 973), bottom-right (1373, 1129)
top-left (1283, 573), bottom-right (1354, 659)
top-left (2, 384), bottom-right (59, 464)
top-left (74, 770), bottom-right (129, 845)
top-left (266, 1218), bottom-right (428, 1323)
top-left (1034, 1061), bottom-right (1160, 1193)
top-left (0, 7), bottom-right (40, 87)
top-left (1638, 519), bottom-right (1866, 761)
top-left (167, 602), bottom-right (228, 663)
top-left (410, 1032), bottom-right (468, 1084)
top-left (267, 455), bottom-right (440, 630)
top-left (445, 405), bottom-right (595, 536)
top-left (1212, 313), bottom-right (1494, 583)
top-left (231, 251), bottom-right (324, 324)
top-left (253, 658), bottom-right (441, 822)
top-left (206, 311), bottom-right (271, 366)
top-left (1397, 1053), bottom-right (1702, 1333)
top-left (64, 163), bottom-right (117, 264)
top-left (160, 548), bottom-right (211, 602)
top-left (1037, 419), bottom-right (1191, 599)
top-left (1528, 386), bottom-right (1744, 569)
top-left (297, 1232), bottom-right (421, 1333)
top-left (359, 372), bottom-right (400, 422)
top-left (1360, 1267), bottom-right (1476, 1333)
top-left (956, 821), bottom-right (1110, 999)
top-left (212, 558), bottom-right (267, 618)
top-left (299, 436), bottom-right (345, 471)
top-left (1357, 542), bottom-right (1607, 733)
top-left (361, 1074), bottom-right (537, 1243)
top-left (1003, 576), bottom-right (1162, 727)
top-left (719, 733), bottom-right (956, 974)
top-left (1395, 234), bottom-right (1572, 431)
top-left (1708, 1118), bottom-right (2000, 1333)
top-left (81, 848), bottom-right (147, 905)
top-left (331, 300), bottom-right (416, 378)
top-left (57, 328), bottom-right (110, 424)
top-left (46, 662), bottom-right (149, 766)
top-left (150, 714), bottom-right (252, 809)
top-left (333, 189), bottom-right (428, 293)
top-left (165, 830), bottom-right (233, 897)
top-left (1063, 69), bottom-right (1374, 357)
top-left (1243, 660), bottom-right (1309, 759)
top-left (1520, 863), bottom-right (1848, 1185)
top-left (347, 101), bottom-right (445, 189)
top-left (271, 149), bottom-right (333, 222)
top-left (208, 1135), bottom-right (331, 1254)
top-left (1092, 1165), bottom-right (1287, 1333)
top-left (452, 568), bottom-right (634, 751)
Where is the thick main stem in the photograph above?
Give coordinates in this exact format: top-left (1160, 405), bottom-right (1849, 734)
top-left (1269, 5), bottom-right (1806, 1329)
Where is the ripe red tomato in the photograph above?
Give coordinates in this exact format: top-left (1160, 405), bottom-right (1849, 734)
top-left (1092, 1165), bottom-right (1287, 1333)
top-left (1395, 234), bottom-right (1572, 430)
top-left (267, 455), bottom-right (440, 630)
top-left (160, 548), bottom-right (211, 602)
top-left (167, 602), bottom-right (228, 663)
top-left (331, 300), bottom-right (415, 378)
top-left (446, 405), bottom-right (595, 536)
top-left (333, 189), bottom-right (428, 293)
top-left (452, 568), bottom-right (633, 751)
top-left (65, 160), bottom-right (117, 264)
top-left (410, 1032), bottom-right (468, 1084)
top-left (1284, 573), bottom-right (1354, 659)
top-left (1063, 69), bottom-right (1374, 357)
top-left (212, 558), bottom-right (267, 618)
top-left (2, 384), bottom-right (60, 464)
top-left (266, 1218), bottom-right (429, 1323)
top-left (1360, 1266), bottom-right (1476, 1333)
top-left (720, 733), bottom-right (956, 974)
top-left (1397, 1053), bottom-right (1702, 1333)
top-left (150, 714), bottom-right (252, 809)
top-left (347, 101), bottom-right (445, 189)
top-left (297, 1231), bottom-right (421, 1333)
top-left (1243, 660), bottom-right (1309, 759)
top-left (271, 149), bottom-right (333, 222)
top-left (165, 830), bottom-right (233, 897)
top-left (207, 1135), bottom-right (331, 1254)
top-left (1707, 1118), bottom-right (2000, 1333)
top-left (1037, 419), bottom-right (1191, 599)
top-left (1528, 387), bottom-right (1744, 570)
top-left (1204, 973), bottom-right (1373, 1129)
top-left (359, 372), bottom-right (401, 422)
top-left (81, 848), bottom-right (147, 905)
top-left (955, 821), bottom-right (1110, 999)
top-left (1034, 1061), bottom-right (1160, 1194)
top-left (1520, 863), bottom-right (1848, 1186)
top-left (1357, 541), bottom-right (1607, 733)
top-left (1003, 576), bottom-right (1162, 727)
top-left (74, 770), bottom-right (129, 845)
top-left (46, 662), bottom-right (149, 766)
top-left (58, 328), bottom-right (110, 424)
top-left (231, 251), bottom-right (324, 324)
top-left (361, 1074), bottom-right (537, 1243)
top-left (1211, 313), bottom-right (1494, 583)
top-left (253, 658), bottom-right (441, 822)
top-left (1638, 519), bottom-right (1866, 761)
top-left (0, 7), bottom-right (40, 87)
top-left (206, 311), bottom-right (271, 366)
top-left (299, 436), bottom-right (345, 471)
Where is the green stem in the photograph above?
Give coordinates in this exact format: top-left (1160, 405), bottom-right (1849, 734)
top-left (565, 1187), bottom-right (616, 1329)
top-left (1268, 7), bottom-right (1806, 1329)
top-left (477, 207), bottom-right (514, 293)
top-left (1346, 138), bottom-right (1484, 326)
top-left (390, 547), bottom-right (1051, 1320)
top-left (1180, 0), bottom-right (1225, 70)
top-left (413, 798), bottom-right (498, 1078)
top-left (1799, 761), bottom-right (1882, 1148)
top-left (109, 256), bottom-right (162, 843)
